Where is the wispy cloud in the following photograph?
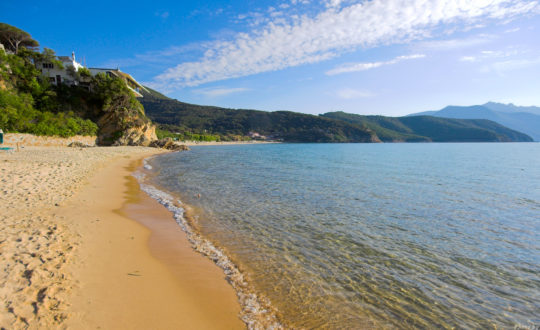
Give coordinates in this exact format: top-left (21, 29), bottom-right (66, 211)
top-left (457, 46), bottom-right (540, 74)
top-left (192, 87), bottom-right (250, 97)
top-left (505, 27), bottom-right (521, 33)
top-left (99, 42), bottom-right (209, 69)
top-left (459, 49), bottom-right (524, 62)
top-left (415, 35), bottom-right (496, 51)
top-left (155, 11), bottom-right (169, 19)
top-left (326, 54), bottom-right (425, 75)
top-left (335, 88), bottom-right (374, 99)
top-left (153, 0), bottom-right (539, 88)
top-left (480, 56), bottom-right (540, 74)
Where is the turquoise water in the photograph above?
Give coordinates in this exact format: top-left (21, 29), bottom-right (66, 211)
top-left (146, 143), bottom-right (539, 328)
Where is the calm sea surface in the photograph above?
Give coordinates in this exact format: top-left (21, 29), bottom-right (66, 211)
top-left (146, 143), bottom-right (539, 328)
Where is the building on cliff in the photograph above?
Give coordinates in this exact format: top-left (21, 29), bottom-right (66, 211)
top-left (37, 52), bottom-right (145, 97)
top-left (38, 51), bottom-right (84, 86)
top-left (88, 68), bottom-right (145, 97)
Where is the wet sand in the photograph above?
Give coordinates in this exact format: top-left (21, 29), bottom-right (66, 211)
top-left (0, 146), bottom-right (243, 329)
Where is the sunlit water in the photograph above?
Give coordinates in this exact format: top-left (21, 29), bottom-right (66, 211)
top-left (145, 143), bottom-right (539, 328)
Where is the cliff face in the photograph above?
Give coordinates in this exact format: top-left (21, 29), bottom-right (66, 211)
top-left (114, 122), bottom-right (157, 146)
top-left (86, 74), bottom-right (158, 146)
top-left (96, 108), bottom-right (157, 146)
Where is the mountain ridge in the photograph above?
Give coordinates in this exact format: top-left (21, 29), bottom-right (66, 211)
top-left (140, 87), bottom-right (532, 143)
top-left (408, 102), bottom-right (540, 141)
top-left (321, 112), bottom-right (532, 142)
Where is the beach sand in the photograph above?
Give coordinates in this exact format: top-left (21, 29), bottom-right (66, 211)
top-left (0, 146), bottom-right (243, 329)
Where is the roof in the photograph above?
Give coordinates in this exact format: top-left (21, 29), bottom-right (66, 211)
top-left (58, 56), bottom-right (73, 62)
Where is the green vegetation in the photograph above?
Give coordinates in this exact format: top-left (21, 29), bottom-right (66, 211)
top-left (0, 25), bottom-right (148, 140)
top-left (322, 112), bottom-right (533, 142)
top-left (0, 23), bottom-right (531, 144)
top-left (0, 48), bottom-right (98, 137)
top-left (141, 86), bottom-right (532, 143)
top-left (0, 23), bottom-right (39, 54)
top-left (78, 67), bottom-right (91, 78)
top-left (156, 127), bottom-right (221, 141)
top-left (140, 87), bottom-right (378, 143)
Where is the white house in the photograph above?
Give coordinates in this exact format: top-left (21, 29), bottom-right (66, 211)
top-left (39, 52), bottom-right (84, 86)
top-left (37, 52), bottom-right (145, 97)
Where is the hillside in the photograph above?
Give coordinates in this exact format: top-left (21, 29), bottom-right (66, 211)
top-left (141, 87), bottom-right (532, 143)
top-left (408, 103), bottom-right (540, 141)
top-left (0, 23), bottom-right (156, 146)
top-left (140, 87), bottom-right (379, 143)
top-left (322, 112), bottom-right (532, 142)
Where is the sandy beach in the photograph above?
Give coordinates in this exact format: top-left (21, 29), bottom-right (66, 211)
top-left (0, 146), bottom-right (243, 329)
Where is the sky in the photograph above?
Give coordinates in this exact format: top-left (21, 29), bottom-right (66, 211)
top-left (2, 0), bottom-right (540, 116)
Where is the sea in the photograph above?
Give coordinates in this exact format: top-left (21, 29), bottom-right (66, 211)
top-left (139, 143), bottom-right (539, 329)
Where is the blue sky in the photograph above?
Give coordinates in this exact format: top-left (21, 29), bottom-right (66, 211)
top-left (2, 0), bottom-right (540, 116)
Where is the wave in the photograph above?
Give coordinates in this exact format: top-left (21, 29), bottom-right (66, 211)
top-left (134, 157), bottom-right (282, 329)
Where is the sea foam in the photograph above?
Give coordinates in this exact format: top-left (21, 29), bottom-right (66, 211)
top-left (134, 159), bottom-right (282, 330)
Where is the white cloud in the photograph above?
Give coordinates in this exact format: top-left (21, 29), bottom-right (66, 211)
top-left (336, 88), bottom-right (374, 99)
top-left (460, 56), bottom-right (478, 62)
top-left (415, 35), bottom-right (496, 51)
top-left (153, 0), bottom-right (540, 88)
top-left (326, 54), bottom-right (425, 75)
top-left (459, 49), bottom-right (523, 62)
top-left (480, 56), bottom-right (540, 73)
top-left (192, 87), bottom-right (250, 97)
top-left (325, 0), bottom-right (343, 8)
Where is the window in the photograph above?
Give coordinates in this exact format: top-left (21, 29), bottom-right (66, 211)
top-left (42, 63), bottom-right (54, 69)
top-left (49, 77), bottom-right (56, 83)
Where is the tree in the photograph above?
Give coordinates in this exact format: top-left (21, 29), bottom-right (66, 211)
top-left (0, 23), bottom-right (39, 54)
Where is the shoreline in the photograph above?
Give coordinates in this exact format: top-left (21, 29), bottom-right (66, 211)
top-left (0, 146), bottom-right (244, 329)
top-left (135, 158), bottom-right (283, 328)
top-left (65, 151), bottom-right (245, 329)
top-left (179, 140), bottom-right (280, 146)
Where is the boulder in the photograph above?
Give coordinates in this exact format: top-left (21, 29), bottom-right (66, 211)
top-left (96, 111), bottom-right (158, 146)
top-left (112, 122), bottom-right (157, 147)
top-left (149, 138), bottom-right (190, 151)
top-left (67, 141), bottom-right (91, 148)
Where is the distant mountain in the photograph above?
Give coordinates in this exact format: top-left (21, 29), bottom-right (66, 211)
top-left (141, 88), bottom-right (532, 143)
top-left (321, 112), bottom-right (532, 142)
top-left (408, 102), bottom-right (540, 141)
top-left (483, 102), bottom-right (540, 115)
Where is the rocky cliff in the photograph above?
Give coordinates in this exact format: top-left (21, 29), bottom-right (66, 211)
top-left (87, 73), bottom-right (158, 146)
top-left (96, 110), bottom-right (157, 146)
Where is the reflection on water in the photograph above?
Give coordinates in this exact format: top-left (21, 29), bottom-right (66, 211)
top-left (148, 143), bottom-right (540, 328)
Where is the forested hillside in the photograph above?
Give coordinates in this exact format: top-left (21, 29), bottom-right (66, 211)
top-left (0, 23), bottom-right (155, 145)
top-left (408, 103), bottom-right (540, 141)
top-left (141, 87), bottom-right (532, 143)
top-left (140, 87), bottom-right (380, 142)
top-left (322, 112), bottom-right (533, 142)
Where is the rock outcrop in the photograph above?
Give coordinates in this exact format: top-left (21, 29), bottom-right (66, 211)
top-left (67, 141), bottom-right (92, 148)
top-left (150, 138), bottom-right (190, 151)
top-left (112, 122), bottom-right (157, 147)
top-left (96, 110), bottom-right (157, 146)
